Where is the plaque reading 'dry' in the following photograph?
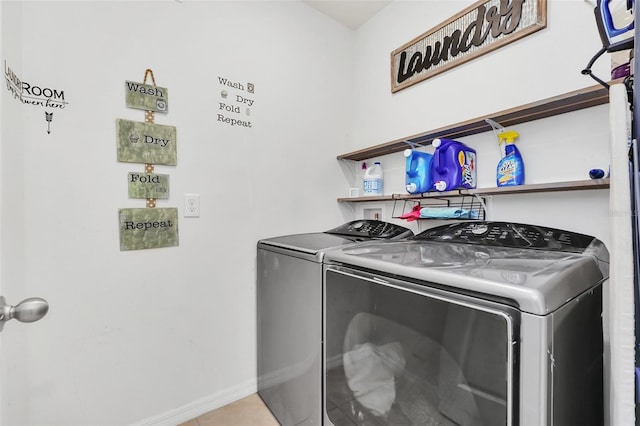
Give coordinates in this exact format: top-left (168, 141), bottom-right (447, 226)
top-left (116, 119), bottom-right (177, 166)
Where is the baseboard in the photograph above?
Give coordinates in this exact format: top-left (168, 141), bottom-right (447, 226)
top-left (131, 378), bottom-right (258, 426)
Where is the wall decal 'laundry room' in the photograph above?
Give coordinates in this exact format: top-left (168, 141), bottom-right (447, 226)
top-left (4, 59), bottom-right (69, 134)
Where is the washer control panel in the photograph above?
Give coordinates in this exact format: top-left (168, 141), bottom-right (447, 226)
top-left (414, 221), bottom-right (596, 253)
top-left (327, 220), bottom-right (413, 240)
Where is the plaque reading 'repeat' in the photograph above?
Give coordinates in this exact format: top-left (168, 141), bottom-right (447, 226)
top-left (118, 207), bottom-right (179, 251)
top-left (116, 119), bottom-right (177, 166)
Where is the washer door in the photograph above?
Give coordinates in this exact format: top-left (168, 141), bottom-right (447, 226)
top-left (324, 266), bottom-right (519, 426)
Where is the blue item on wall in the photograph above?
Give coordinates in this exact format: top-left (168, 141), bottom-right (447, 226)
top-left (404, 149), bottom-right (432, 194)
top-left (595, 0), bottom-right (634, 52)
top-left (589, 168), bottom-right (607, 179)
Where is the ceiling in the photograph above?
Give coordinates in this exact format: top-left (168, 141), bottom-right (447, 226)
top-left (302, 0), bottom-right (392, 30)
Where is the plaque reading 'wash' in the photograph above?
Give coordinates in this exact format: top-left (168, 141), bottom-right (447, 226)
top-left (125, 81), bottom-right (168, 113)
top-left (116, 119), bottom-right (177, 165)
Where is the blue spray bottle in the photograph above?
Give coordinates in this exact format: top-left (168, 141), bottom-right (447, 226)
top-left (496, 130), bottom-right (524, 186)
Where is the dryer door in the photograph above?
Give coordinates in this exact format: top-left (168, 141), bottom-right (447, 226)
top-left (324, 266), bottom-right (519, 426)
top-left (257, 248), bottom-right (322, 425)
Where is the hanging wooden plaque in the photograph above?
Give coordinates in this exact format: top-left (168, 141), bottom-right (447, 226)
top-left (116, 119), bottom-right (177, 165)
top-left (128, 172), bottom-right (170, 199)
top-left (118, 208), bottom-right (179, 251)
top-left (391, 0), bottom-right (547, 93)
top-left (125, 81), bottom-right (168, 113)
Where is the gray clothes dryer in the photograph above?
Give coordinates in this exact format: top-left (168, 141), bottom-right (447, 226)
top-left (322, 221), bottom-right (609, 426)
top-left (257, 220), bottom-right (413, 426)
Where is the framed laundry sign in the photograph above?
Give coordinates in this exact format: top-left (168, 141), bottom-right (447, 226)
top-left (391, 0), bottom-right (546, 93)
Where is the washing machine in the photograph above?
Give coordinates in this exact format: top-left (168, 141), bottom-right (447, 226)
top-left (322, 221), bottom-right (609, 426)
top-left (257, 220), bottom-right (413, 426)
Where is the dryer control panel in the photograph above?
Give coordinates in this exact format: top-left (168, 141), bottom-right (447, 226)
top-left (326, 220), bottom-right (413, 240)
top-left (414, 221), bottom-right (596, 253)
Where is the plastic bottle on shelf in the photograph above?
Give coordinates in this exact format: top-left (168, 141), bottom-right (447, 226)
top-left (431, 138), bottom-right (476, 191)
top-left (363, 162), bottom-right (384, 195)
top-left (496, 130), bottom-right (524, 187)
top-left (404, 149), bottom-right (433, 194)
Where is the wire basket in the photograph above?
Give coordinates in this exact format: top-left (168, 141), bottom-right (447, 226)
top-left (392, 195), bottom-right (486, 222)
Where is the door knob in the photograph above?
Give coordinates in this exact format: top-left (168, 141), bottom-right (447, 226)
top-left (0, 296), bottom-right (49, 332)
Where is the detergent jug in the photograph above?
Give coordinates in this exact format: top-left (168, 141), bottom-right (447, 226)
top-left (363, 162), bottom-right (384, 195)
top-left (431, 138), bottom-right (476, 191)
top-left (404, 149), bottom-right (432, 194)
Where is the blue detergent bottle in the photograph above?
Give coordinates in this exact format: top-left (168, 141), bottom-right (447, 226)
top-left (496, 130), bottom-right (524, 186)
top-left (404, 149), bottom-right (432, 193)
top-left (431, 138), bottom-right (477, 191)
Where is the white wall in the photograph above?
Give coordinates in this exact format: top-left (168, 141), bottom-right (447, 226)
top-left (0, 0), bottom-right (619, 425)
top-left (1, 1), bottom-right (354, 425)
top-left (347, 0), bottom-right (612, 247)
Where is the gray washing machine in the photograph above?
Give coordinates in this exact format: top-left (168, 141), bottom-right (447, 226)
top-left (257, 220), bottom-right (413, 426)
top-left (322, 221), bottom-right (609, 426)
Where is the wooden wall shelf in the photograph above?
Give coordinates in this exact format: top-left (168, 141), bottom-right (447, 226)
top-left (337, 179), bottom-right (610, 203)
top-left (337, 83), bottom-right (613, 162)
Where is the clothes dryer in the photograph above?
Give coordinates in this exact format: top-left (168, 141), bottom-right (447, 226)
top-left (257, 220), bottom-right (413, 426)
top-left (323, 221), bottom-right (609, 426)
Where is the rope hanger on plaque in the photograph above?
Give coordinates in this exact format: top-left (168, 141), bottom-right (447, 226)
top-left (143, 69), bottom-right (156, 208)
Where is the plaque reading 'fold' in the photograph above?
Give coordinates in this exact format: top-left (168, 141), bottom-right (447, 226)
top-left (119, 207), bottom-right (179, 251)
top-left (116, 119), bottom-right (177, 165)
top-left (128, 172), bottom-right (170, 199)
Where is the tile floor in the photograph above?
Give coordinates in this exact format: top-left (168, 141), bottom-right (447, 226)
top-left (179, 393), bottom-right (279, 426)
